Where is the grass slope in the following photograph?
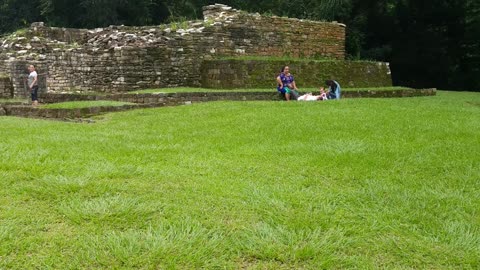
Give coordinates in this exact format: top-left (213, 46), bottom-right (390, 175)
top-left (0, 91), bottom-right (479, 269)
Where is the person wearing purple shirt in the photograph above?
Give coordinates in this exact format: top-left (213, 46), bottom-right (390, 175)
top-left (276, 66), bottom-right (299, 101)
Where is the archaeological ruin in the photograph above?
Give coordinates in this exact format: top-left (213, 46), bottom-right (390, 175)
top-left (0, 4), bottom-right (395, 99)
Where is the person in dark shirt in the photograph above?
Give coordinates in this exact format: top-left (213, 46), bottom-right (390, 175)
top-left (325, 80), bottom-right (341, 100)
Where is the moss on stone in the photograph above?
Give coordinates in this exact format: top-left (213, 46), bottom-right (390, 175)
top-left (201, 59), bottom-right (393, 89)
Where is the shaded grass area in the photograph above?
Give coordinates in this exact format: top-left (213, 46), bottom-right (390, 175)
top-left (130, 86), bottom-right (413, 94)
top-left (41, 100), bottom-right (135, 109)
top-left (0, 91), bottom-right (479, 269)
top-left (0, 98), bottom-right (29, 104)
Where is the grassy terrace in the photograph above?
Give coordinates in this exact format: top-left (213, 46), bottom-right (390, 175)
top-left (41, 100), bottom-right (135, 109)
top-left (46, 86), bottom-right (413, 95)
top-left (130, 86), bottom-right (413, 94)
top-left (0, 91), bottom-right (479, 269)
top-left (0, 98), bottom-right (29, 104)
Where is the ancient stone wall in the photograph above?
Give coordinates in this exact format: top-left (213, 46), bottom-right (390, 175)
top-left (1, 60), bottom-right (49, 97)
top-left (201, 59), bottom-right (393, 89)
top-left (202, 5), bottom-right (346, 59)
top-left (29, 22), bottom-right (89, 44)
top-left (0, 75), bottom-right (13, 98)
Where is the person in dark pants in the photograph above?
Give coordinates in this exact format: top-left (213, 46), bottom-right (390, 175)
top-left (276, 66), bottom-right (300, 101)
top-left (27, 64), bottom-right (39, 106)
top-left (325, 80), bottom-right (341, 100)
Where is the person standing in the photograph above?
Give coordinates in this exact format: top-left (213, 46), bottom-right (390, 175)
top-left (27, 64), bottom-right (39, 106)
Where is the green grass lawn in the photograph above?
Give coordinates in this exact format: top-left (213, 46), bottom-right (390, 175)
top-left (41, 100), bottom-right (136, 109)
top-left (0, 98), bottom-right (29, 104)
top-left (0, 91), bottom-right (479, 269)
top-left (131, 86), bottom-right (413, 94)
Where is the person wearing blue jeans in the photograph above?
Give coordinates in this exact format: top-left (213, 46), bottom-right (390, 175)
top-left (325, 80), bottom-right (341, 100)
top-left (276, 66), bottom-right (299, 101)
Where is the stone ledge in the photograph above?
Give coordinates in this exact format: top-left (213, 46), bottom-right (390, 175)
top-left (40, 88), bottom-right (436, 103)
top-left (2, 103), bottom-right (165, 119)
top-left (1, 88), bottom-right (436, 120)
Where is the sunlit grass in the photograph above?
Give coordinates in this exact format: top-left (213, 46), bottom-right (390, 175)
top-left (0, 91), bottom-right (478, 269)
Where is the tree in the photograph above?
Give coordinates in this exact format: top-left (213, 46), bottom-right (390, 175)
top-left (0, 0), bottom-right (42, 34)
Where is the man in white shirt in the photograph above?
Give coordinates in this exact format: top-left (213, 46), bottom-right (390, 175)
top-left (27, 64), bottom-right (39, 106)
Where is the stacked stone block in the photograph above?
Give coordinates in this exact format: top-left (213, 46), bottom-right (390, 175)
top-left (201, 59), bottom-right (393, 89)
top-left (0, 75), bottom-right (13, 98)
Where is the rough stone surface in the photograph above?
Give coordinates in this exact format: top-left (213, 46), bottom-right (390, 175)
top-left (0, 75), bottom-right (13, 98)
top-left (201, 59), bottom-right (393, 89)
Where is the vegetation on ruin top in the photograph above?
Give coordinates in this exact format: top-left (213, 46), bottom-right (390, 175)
top-left (0, 91), bottom-right (478, 268)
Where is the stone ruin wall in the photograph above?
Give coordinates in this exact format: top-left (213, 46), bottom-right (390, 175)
top-left (0, 4), bottom-right (346, 96)
top-left (0, 76), bottom-right (13, 98)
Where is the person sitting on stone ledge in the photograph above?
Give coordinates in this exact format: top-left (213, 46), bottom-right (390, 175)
top-left (297, 88), bottom-right (328, 101)
top-left (276, 66), bottom-right (300, 101)
top-left (325, 79), bottom-right (341, 100)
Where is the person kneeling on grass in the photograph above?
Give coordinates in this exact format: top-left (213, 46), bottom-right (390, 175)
top-left (276, 66), bottom-right (300, 101)
top-left (297, 88), bottom-right (328, 101)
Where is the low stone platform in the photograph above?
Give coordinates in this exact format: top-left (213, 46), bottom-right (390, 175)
top-left (0, 88), bottom-right (436, 120)
top-left (40, 88), bottom-right (435, 104)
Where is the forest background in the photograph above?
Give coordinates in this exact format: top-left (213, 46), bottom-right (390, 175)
top-left (1, 0), bottom-right (478, 91)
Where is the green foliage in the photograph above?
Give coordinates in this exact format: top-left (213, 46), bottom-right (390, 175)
top-left (0, 0), bottom-right (42, 34)
top-left (0, 91), bottom-right (479, 268)
top-left (168, 18), bottom-right (190, 31)
top-left (202, 18), bottom-right (215, 27)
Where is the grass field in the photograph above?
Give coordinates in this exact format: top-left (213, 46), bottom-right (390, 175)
top-left (0, 91), bottom-right (479, 269)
